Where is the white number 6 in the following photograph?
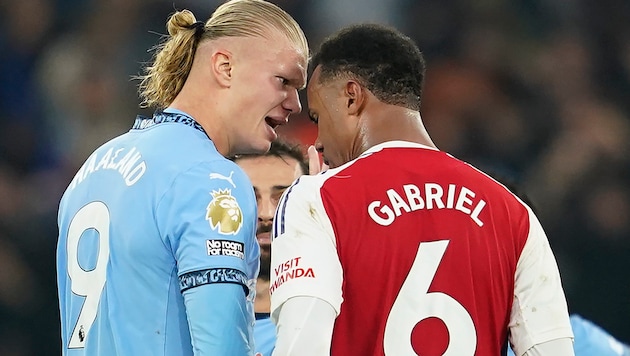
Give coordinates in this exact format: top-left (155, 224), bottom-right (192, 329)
top-left (384, 240), bottom-right (476, 355)
top-left (66, 201), bottom-right (110, 348)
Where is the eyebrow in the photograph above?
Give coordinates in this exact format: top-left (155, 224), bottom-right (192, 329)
top-left (289, 77), bottom-right (306, 90)
top-left (287, 65), bottom-right (307, 90)
top-left (253, 185), bottom-right (292, 192)
top-left (272, 184), bottom-right (292, 191)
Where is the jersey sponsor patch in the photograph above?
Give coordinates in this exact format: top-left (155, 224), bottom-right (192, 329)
top-left (269, 256), bottom-right (316, 294)
top-left (206, 239), bottom-right (245, 259)
top-left (206, 189), bottom-right (243, 235)
top-left (179, 267), bottom-right (249, 294)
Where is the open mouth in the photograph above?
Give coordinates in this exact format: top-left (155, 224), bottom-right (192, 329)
top-left (265, 116), bottom-right (277, 129)
top-left (265, 116), bottom-right (288, 129)
top-left (257, 231), bottom-right (271, 245)
top-left (265, 116), bottom-right (280, 129)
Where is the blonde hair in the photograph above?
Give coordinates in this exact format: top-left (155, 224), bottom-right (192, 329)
top-left (137, 0), bottom-right (309, 110)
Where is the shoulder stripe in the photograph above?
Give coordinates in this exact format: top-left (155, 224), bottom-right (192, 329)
top-left (273, 177), bottom-right (301, 237)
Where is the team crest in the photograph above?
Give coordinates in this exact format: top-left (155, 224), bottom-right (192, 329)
top-left (206, 189), bottom-right (243, 235)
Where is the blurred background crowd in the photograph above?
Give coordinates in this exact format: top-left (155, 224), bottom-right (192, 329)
top-left (0, 0), bottom-right (628, 354)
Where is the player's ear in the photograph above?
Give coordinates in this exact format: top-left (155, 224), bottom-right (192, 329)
top-left (211, 49), bottom-right (233, 87)
top-left (344, 80), bottom-right (365, 116)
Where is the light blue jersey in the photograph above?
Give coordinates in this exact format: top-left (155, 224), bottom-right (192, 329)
top-left (254, 315), bottom-right (276, 356)
top-left (508, 314), bottom-right (630, 356)
top-left (57, 110), bottom-right (259, 355)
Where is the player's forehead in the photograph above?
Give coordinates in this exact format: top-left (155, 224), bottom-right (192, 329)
top-left (307, 66), bottom-right (343, 109)
top-left (278, 48), bottom-right (308, 88)
top-left (238, 155), bottom-right (300, 177)
top-left (307, 66), bottom-right (343, 96)
top-left (253, 30), bottom-right (308, 86)
top-left (307, 65), bottom-right (323, 93)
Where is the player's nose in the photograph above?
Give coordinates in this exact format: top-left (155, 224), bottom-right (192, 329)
top-left (258, 196), bottom-right (276, 222)
top-left (283, 88), bottom-right (302, 114)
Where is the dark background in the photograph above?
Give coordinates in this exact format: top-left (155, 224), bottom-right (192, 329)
top-left (0, 0), bottom-right (628, 354)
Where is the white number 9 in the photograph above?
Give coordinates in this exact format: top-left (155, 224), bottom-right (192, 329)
top-left (66, 201), bottom-right (110, 348)
top-left (384, 240), bottom-right (477, 355)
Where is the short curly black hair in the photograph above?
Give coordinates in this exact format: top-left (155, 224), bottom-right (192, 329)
top-left (311, 23), bottom-right (426, 111)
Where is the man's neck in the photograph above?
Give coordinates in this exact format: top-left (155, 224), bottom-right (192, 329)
top-left (362, 106), bottom-right (437, 151)
top-left (255, 279), bottom-right (271, 313)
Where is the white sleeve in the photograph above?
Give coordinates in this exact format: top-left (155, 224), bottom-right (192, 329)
top-left (272, 296), bottom-right (336, 356)
top-left (509, 207), bottom-right (574, 356)
top-left (269, 176), bottom-right (343, 321)
top-left (521, 338), bottom-right (574, 356)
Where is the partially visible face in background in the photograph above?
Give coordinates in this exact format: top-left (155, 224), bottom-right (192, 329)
top-left (236, 154), bottom-right (303, 269)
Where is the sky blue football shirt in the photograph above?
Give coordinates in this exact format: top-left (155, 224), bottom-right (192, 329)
top-left (57, 109), bottom-right (259, 355)
top-left (254, 315), bottom-right (277, 356)
top-left (508, 314), bottom-right (630, 356)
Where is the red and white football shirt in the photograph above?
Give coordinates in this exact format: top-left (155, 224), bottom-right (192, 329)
top-left (270, 141), bottom-right (572, 356)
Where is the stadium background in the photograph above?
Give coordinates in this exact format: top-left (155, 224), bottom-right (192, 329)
top-left (0, 0), bottom-right (628, 354)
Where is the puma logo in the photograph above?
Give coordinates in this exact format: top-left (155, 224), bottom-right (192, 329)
top-left (209, 171), bottom-right (236, 188)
